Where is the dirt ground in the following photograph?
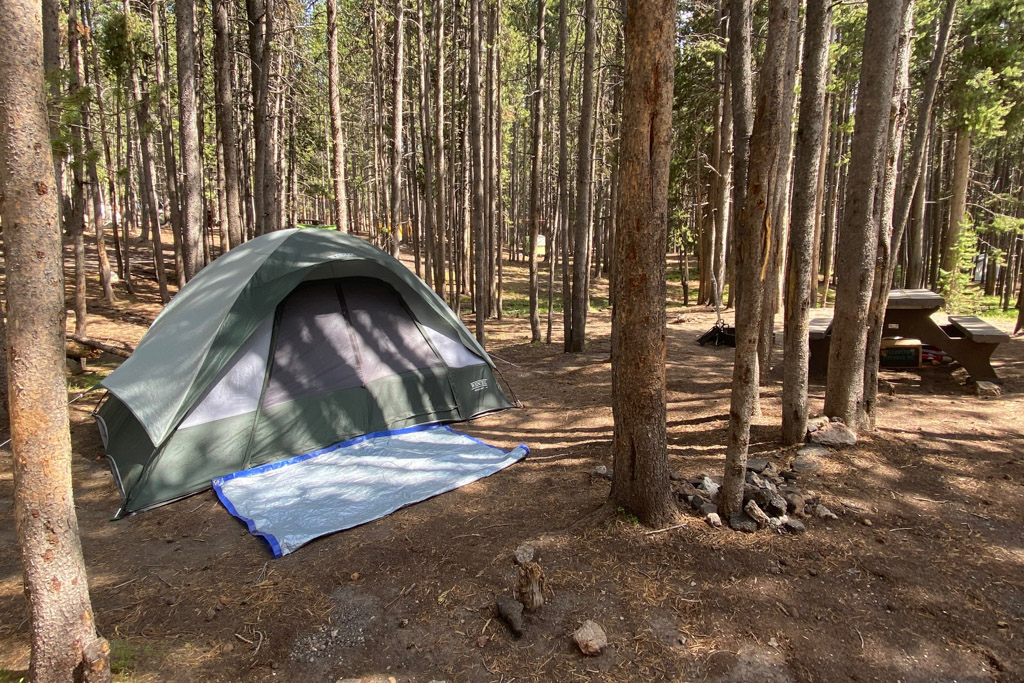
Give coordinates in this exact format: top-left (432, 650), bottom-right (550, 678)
top-left (1, 232), bottom-right (1023, 682)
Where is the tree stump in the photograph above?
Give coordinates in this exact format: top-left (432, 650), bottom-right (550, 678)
top-left (515, 561), bottom-right (546, 611)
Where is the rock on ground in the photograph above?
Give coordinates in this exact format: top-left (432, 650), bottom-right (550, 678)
top-left (729, 511), bottom-right (759, 533)
top-left (791, 454), bottom-right (822, 474)
top-left (809, 422), bottom-right (857, 447)
top-left (975, 381), bottom-right (1002, 398)
top-left (496, 595), bottom-right (525, 637)
top-left (573, 620), bottom-right (608, 656)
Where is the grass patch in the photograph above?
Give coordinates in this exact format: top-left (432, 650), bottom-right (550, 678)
top-left (67, 371), bottom-right (104, 393)
top-left (500, 294), bottom-right (609, 317)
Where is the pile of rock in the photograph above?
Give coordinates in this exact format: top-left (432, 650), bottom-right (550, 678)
top-left (673, 445), bottom-right (839, 534)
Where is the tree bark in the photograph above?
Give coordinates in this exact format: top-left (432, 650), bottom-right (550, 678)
top-left (862, 2), bottom-right (918, 430)
top-left (720, 0), bottom-right (794, 524)
top-left (557, 0), bottom-right (571, 348)
top-left (470, 0), bottom-right (486, 342)
top-left (0, 0), bottom-right (111, 677)
top-left (781, 0), bottom-right (831, 445)
top-left (213, 0), bottom-right (244, 248)
top-left (823, 0), bottom-right (908, 427)
top-left (940, 126), bottom-right (971, 286)
top-left (609, 0), bottom-right (677, 527)
top-left (390, 0), bottom-right (406, 255)
top-left (527, 0), bottom-right (546, 343)
top-left (568, 0), bottom-right (597, 352)
top-left (176, 0), bottom-right (204, 279)
top-left (432, 0), bottom-right (448, 297)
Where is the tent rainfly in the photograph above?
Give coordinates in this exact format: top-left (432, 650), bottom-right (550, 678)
top-left (95, 229), bottom-right (514, 517)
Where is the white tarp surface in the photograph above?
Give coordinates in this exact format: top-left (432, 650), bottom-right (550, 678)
top-left (212, 425), bottom-right (528, 556)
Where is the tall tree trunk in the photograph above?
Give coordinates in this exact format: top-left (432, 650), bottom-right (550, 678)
top-left (176, 0), bottom-right (204, 279)
top-left (68, 0), bottom-right (88, 336)
top-left (862, 1), bottom-right (929, 430)
top-left (757, 9), bottom-right (800, 381)
top-left (417, 0), bottom-right (436, 283)
top-left (470, 0), bottom-right (486, 342)
top-left (781, 0), bottom-right (831, 445)
top-left (609, 0), bottom-right (677, 527)
top-left (557, 0), bottom-right (571, 348)
top-left (73, 1), bottom-right (116, 304)
top-left (893, 0), bottom-right (956, 259)
top-left (214, 0), bottom-right (244, 248)
top-left (327, 0), bottom-right (352, 235)
top-left (528, 0), bottom-right (546, 342)
top-left (390, 0), bottom-right (406, 256)
top-left (432, 0), bottom-right (448, 297)
top-left (149, 0), bottom-right (184, 285)
top-left (0, 0), bottom-right (111, 676)
top-left (568, 0), bottom-right (597, 352)
top-left (823, 0), bottom-right (908, 427)
top-left (940, 126), bottom-right (971, 288)
top-left (809, 92), bottom-right (830, 305)
top-left (84, 0), bottom-right (125, 288)
top-left (720, 0), bottom-right (794, 525)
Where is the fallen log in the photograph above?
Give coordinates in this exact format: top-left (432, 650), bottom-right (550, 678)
top-left (67, 334), bottom-right (133, 359)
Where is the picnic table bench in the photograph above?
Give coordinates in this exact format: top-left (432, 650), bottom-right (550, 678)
top-left (808, 289), bottom-right (1009, 383)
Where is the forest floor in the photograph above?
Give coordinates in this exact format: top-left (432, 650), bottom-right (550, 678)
top-left (1, 229), bottom-right (1023, 682)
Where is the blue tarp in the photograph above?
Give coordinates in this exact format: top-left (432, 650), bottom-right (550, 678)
top-left (213, 424), bottom-right (528, 556)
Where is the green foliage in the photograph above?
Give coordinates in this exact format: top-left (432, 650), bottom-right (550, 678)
top-left (616, 506), bottom-right (640, 526)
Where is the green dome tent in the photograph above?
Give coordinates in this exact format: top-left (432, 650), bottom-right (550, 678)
top-left (96, 229), bottom-right (514, 517)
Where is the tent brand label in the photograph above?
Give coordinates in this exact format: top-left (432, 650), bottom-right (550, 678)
top-left (470, 379), bottom-right (489, 392)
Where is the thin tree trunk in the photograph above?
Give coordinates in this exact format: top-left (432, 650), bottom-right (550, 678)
top-left (568, 0), bottom-right (597, 352)
top-left (176, 0), bottom-right (204, 279)
top-left (470, 0), bottom-right (486, 342)
top-left (390, 0), bottom-right (406, 256)
top-left (557, 0), bottom-right (571, 347)
top-left (528, 0), bottom-right (547, 342)
top-left (940, 126), bottom-right (971, 288)
top-left (781, 0), bottom-right (831, 445)
top-left (720, 0), bottom-right (794, 524)
top-left (433, 0), bottom-right (447, 297)
top-left (68, 0), bottom-right (88, 336)
top-left (0, 0), bottom-right (111, 675)
top-left (214, 0), bottom-right (244, 248)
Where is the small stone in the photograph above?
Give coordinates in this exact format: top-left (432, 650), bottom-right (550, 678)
top-left (398, 618), bottom-right (409, 628)
top-left (513, 543), bottom-right (536, 566)
top-left (700, 502), bottom-right (718, 516)
top-left (791, 455), bottom-right (822, 474)
top-left (745, 500), bottom-right (771, 529)
top-left (590, 464), bottom-right (612, 480)
top-left (780, 470), bottom-right (798, 482)
top-left (572, 620), bottom-right (608, 656)
top-left (767, 515), bottom-right (786, 530)
top-left (810, 421), bottom-right (857, 447)
top-left (784, 518), bottom-right (806, 534)
top-left (975, 381), bottom-right (1002, 398)
top-left (350, 572), bottom-right (361, 581)
top-left (997, 620), bottom-right (1009, 629)
top-left (705, 512), bottom-right (722, 528)
top-left (688, 494), bottom-right (709, 511)
top-left (861, 518), bottom-right (873, 527)
top-left (496, 595), bottom-right (525, 637)
top-left (700, 476), bottom-right (720, 500)
top-left (746, 457), bottom-right (770, 473)
top-left (785, 493), bottom-right (806, 516)
top-left (815, 504), bottom-right (838, 520)
top-left (797, 443), bottom-right (831, 458)
top-left (476, 635), bottom-right (490, 648)
top-left (729, 511), bottom-right (759, 533)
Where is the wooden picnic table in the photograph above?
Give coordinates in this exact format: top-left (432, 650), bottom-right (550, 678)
top-left (808, 288), bottom-right (1009, 383)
